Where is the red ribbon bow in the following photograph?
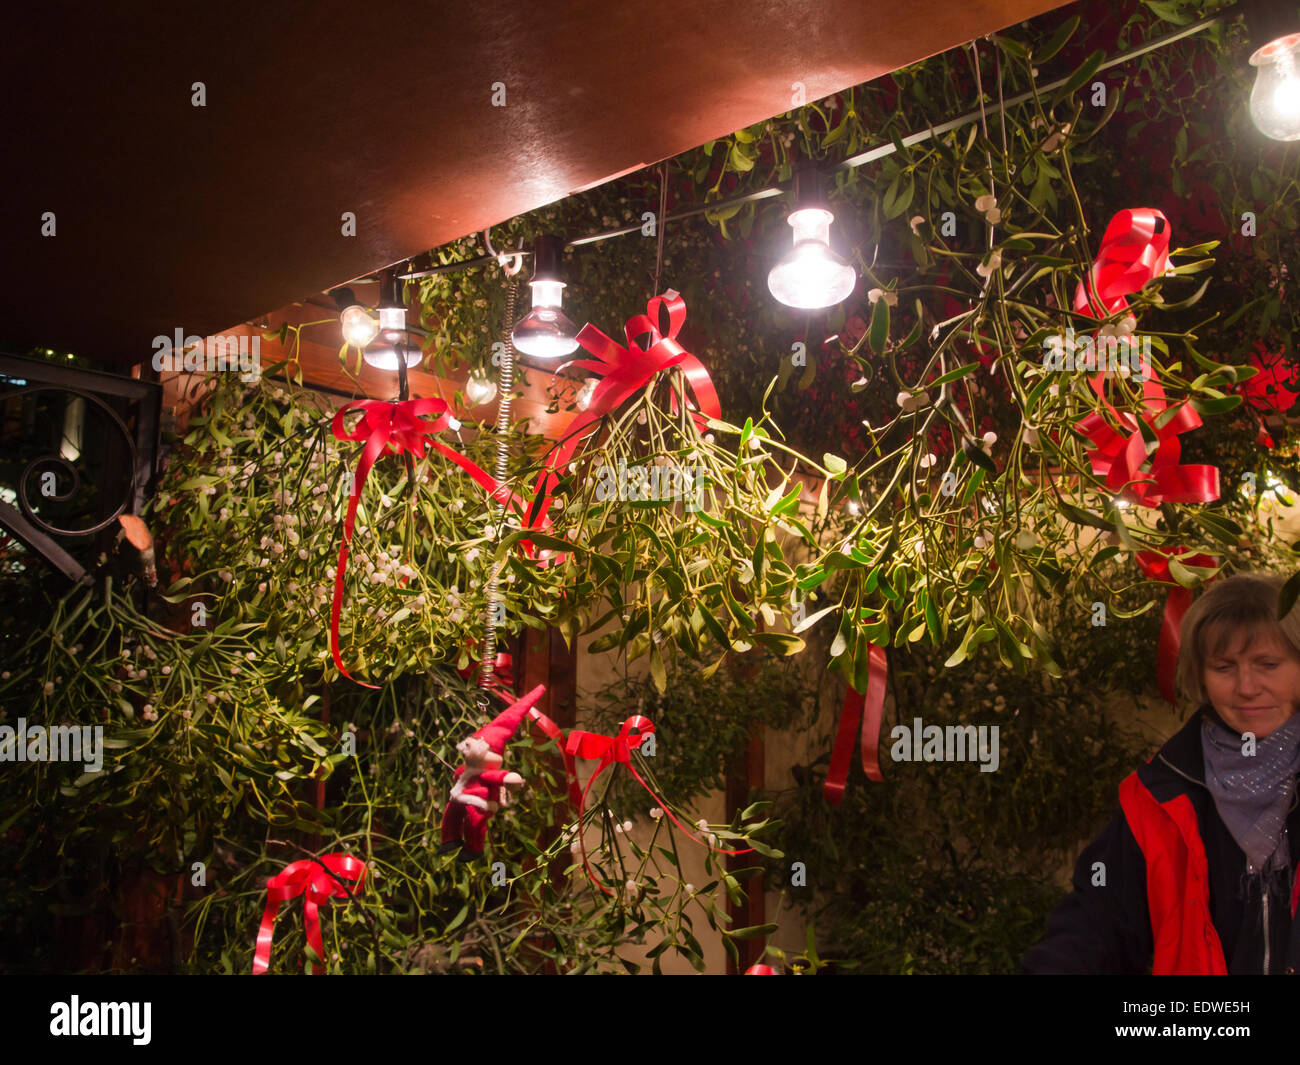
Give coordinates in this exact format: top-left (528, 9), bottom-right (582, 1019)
top-left (563, 715), bottom-right (750, 893)
top-left (1136, 548), bottom-right (1219, 705)
top-left (252, 853), bottom-right (367, 974)
top-left (1070, 209), bottom-right (1219, 509)
top-left (1074, 401), bottom-right (1219, 507)
top-left (825, 642), bottom-right (888, 805)
top-left (523, 290), bottom-right (721, 549)
top-left (330, 398), bottom-right (531, 687)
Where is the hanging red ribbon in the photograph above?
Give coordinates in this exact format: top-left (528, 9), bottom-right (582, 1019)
top-left (329, 397), bottom-right (532, 687)
top-left (522, 290), bottom-right (721, 556)
top-left (1135, 547), bottom-right (1219, 705)
top-left (1067, 210), bottom-right (1221, 703)
top-left (563, 715), bottom-right (751, 893)
top-left (1069, 209), bottom-right (1219, 509)
top-left (252, 853), bottom-right (366, 974)
top-left (825, 642), bottom-right (888, 805)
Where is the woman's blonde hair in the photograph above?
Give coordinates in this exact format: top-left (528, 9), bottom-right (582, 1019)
top-left (1175, 572), bottom-right (1300, 706)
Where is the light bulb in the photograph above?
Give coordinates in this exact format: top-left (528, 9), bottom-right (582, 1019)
top-left (465, 373), bottom-right (497, 405)
top-left (340, 305), bottom-right (379, 347)
top-left (362, 333), bottom-right (422, 371)
top-left (1250, 33), bottom-right (1300, 141)
top-left (768, 207), bottom-right (856, 310)
top-left (512, 279), bottom-right (580, 358)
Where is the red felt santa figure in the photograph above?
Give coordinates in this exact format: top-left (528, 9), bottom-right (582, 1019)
top-left (438, 684), bottom-right (546, 861)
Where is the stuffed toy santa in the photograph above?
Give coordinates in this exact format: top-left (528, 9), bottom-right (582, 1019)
top-left (438, 684), bottom-right (546, 861)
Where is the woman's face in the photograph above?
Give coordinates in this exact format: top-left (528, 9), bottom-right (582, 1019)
top-left (1202, 629), bottom-right (1300, 739)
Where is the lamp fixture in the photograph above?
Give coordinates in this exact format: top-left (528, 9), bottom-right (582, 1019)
top-left (511, 235), bottom-right (581, 358)
top-left (767, 161), bottom-right (856, 310)
top-left (1245, 0), bottom-right (1300, 141)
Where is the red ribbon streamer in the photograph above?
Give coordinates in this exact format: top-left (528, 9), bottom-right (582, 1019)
top-left (563, 715), bottom-right (751, 893)
top-left (329, 397), bottom-right (532, 687)
top-left (477, 679), bottom-right (567, 753)
top-left (522, 290), bottom-right (721, 553)
top-left (1069, 209), bottom-right (1219, 509)
top-left (1136, 548), bottom-right (1219, 705)
top-left (252, 853), bottom-right (366, 974)
top-left (825, 642), bottom-right (888, 805)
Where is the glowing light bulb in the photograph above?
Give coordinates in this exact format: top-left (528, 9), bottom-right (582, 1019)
top-left (768, 207), bottom-right (856, 310)
top-left (340, 305), bottom-right (379, 347)
top-left (513, 280), bottom-right (580, 358)
top-left (1250, 33), bottom-right (1300, 141)
top-left (362, 333), bottom-right (422, 371)
top-left (465, 373), bottom-right (497, 405)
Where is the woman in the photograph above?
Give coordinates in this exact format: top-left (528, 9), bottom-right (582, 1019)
top-left (1022, 573), bottom-right (1300, 974)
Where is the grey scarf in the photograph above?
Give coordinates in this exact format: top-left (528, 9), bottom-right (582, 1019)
top-left (1201, 710), bottom-right (1300, 872)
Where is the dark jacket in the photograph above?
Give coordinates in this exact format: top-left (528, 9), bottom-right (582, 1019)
top-left (1022, 706), bottom-right (1300, 974)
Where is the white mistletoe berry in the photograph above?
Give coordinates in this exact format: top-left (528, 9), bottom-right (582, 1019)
top-left (976, 250), bottom-right (1003, 279)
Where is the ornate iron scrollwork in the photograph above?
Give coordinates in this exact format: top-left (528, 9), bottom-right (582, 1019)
top-left (0, 355), bottom-right (160, 583)
top-left (14, 386), bottom-right (139, 537)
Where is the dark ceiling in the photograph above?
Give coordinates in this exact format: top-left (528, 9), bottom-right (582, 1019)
top-left (4, 0), bottom-right (1065, 366)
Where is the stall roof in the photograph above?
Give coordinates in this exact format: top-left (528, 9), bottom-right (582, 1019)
top-left (3, 0), bottom-right (1064, 366)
